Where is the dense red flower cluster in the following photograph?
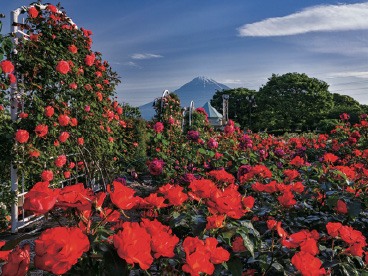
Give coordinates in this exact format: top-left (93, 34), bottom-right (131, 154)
top-left (1, 244), bottom-right (30, 276)
top-left (182, 237), bottom-right (229, 275)
top-left (35, 227), bottom-right (89, 274)
top-left (24, 181), bottom-right (58, 215)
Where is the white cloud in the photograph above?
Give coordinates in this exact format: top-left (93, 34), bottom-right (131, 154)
top-left (326, 71), bottom-right (368, 79)
top-left (131, 53), bottom-right (163, 59)
top-left (238, 3), bottom-right (368, 37)
top-left (220, 79), bottom-right (242, 84)
top-left (126, 62), bottom-right (142, 69)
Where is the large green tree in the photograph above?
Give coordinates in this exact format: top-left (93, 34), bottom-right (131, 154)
top-left (258, 73), bottom-right (334, 131)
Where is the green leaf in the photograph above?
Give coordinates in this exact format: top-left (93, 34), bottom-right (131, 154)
top-left (198, 148), bottom-right (206, 155)
top-left (2, 37), bottom-right (13, 55)
top-left (238, 232), bottom-right (255, 258)
top-left (347, 200), bottom-right (361, 218)
top-left (191, 215), bottom-right (207, 236)
top-left (227, 258), bottom-right (242, 276)
top-left (272, 262), bottom-right (284, 272)
top-left (240, 220), bottom-right (260, 237)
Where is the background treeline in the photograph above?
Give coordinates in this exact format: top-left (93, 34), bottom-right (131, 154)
top-left (211, 72), bottom-right (368, 133)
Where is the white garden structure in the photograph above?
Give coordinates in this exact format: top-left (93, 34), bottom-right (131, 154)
top-left (9, 4), bottom-right (78, 233)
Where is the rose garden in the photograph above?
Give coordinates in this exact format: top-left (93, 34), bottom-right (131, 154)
top-left (0, 2), bottom-right (367, 276)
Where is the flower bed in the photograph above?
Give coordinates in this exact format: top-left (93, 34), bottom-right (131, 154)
top-left (0, 2), bottom-right (368, 276)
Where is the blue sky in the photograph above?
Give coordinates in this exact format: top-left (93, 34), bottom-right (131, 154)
top-left (2, 0), bottom-right (368, 106)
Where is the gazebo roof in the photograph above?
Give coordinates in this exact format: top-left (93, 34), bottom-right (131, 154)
top-left (202, 102), bottom-right (223, 118)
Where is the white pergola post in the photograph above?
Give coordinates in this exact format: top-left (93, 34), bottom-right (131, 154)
top-left (9, 4), bottom-right (77, 233)
top-left (189, 101), bottom-right (195, 127)
top-left (160, 90), bottom-right (170, 119)
top-left (10, 9), bottom-right (20, 234)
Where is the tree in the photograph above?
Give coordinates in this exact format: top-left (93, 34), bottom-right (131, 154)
top-left (210, 88), bottom-right (257, 129)
top-left (258, 73), bottom-right (334, 131)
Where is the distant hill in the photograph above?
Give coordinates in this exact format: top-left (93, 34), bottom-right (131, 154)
top-left (139, 76), bottom-right (230, 120)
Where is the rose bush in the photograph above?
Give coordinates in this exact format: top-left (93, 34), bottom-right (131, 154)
top-left (1, 2), bottom-right (368, 276)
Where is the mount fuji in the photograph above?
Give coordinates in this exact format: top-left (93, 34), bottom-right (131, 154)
top-left (139, 77), bottom-right (230, 120)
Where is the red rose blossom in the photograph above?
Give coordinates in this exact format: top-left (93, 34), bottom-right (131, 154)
top-left (35, 124), bottom-right (48, 137)
top-left (28, 7), bottom-right (39, 18)
top-left (15, 129), bottom-right (29, 143)
top-left (24, 181), bottom-right (58, 215)
top-left (34, 227), bottom-right (89, 275)
top-left (0, 60), bottom-right (14, 73)
top-left (59, 132), bottom-right (69, 142)
top-left (56, 60), bottom-right (70, 74)
top-left (1, 244), bottom-right (30, 276)
top-left (41, 170), bottom-right (54, 182)
top-left (44, 106), bottom-right (54, 117)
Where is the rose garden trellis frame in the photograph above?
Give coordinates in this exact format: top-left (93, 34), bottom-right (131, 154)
top-left (9, 4), bottom-right (83, 233)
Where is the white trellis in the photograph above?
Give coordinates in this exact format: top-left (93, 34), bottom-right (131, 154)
top-left (10, 4), bottom-right (78, 233)
top-left (188, 100), bottom-right (195, 127)
top-left (160, 89), bottom-right (170, 114)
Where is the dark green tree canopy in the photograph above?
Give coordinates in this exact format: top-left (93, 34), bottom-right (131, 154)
top-left (258, 73), bottom-right (334, 131)
top-left (210, 88), bottom-right (256, 128)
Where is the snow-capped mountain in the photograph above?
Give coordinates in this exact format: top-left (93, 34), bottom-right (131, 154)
top-left (139, 77), bottom-right (230, 120)
top-left (173, 77), bottom-right (230, 108)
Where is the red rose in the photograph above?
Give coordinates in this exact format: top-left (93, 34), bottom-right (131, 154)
top-left (206, 215), bottom-right (225, 229)
top-left (78, 138), bottom-right (84, 145)
top-left (149, 159), bottom-right (164, 176)
top-left (291, 251), bottom-right (324, 276)
top-left (107, 181), bottom-right (140, 210)
top-left (8, 73), bottom-right (16, 83)
top-left (113, 222), bottom-right (153, 270)
top-left (28, 7), bottom-right (39, 18)
top-left (141, 218), bottom-right (179, 258)
top-left (29, 149), bottom-right (40, 158)
top-left (56, 183), bottom-right (94, 211)
top-left (116, 106), bottom-right (123, 115)
top-left (159, 184), bottom-right (188, 206)
top-left (44, 106), bottom-right (54, 117)
top-left (153, 122), bottom-right (164, 133)
top-left (267, 219), bottom-right (278, 231)
top-left (35, 227), bottom-right (89, 275)
top-left (68, 45), bottom-right (78, 54)
top-left (85, 53), bottom-right (95, 66)
top-left (0, 60), bottom-right (14, 73)
top-left (55, 155), bottom-right (67, 167)
top-left (46, 5), bottom-right (58, 13)
top-left (326, 222), bottom-right (342, 238)
top-left (69, 83), bottom-right (77, 89)
top-left (58, 114), bottom-right (70, 126)
top-left (277, 192), bottom-right (296, 208)
top-left (56, 60), bottom-right (70, 74)
top-left (35, 124), bottom-right (48, 137)
top-left (41, 170), bottom-right (53, 182)
top-left (15, 129), bottom-right (29, 143)
top-left (108, 137), bottom-right (114, 143)
top-left (24, 181), bottom-right (58, 215)
top-left (335, 200), bottom-right (348, 214)
top-left (30, 34), bottom-right (38, 42)
top-left (1, 244), bottom-right (30, 276)
top-left (64, 171), bottom-right (71, 178)
top-left (59, 132), bottom-right (69, 142)
top-left (232, 236), bottom-right (247, 252)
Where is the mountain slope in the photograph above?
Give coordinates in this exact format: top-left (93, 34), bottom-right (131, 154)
top-left (174, 76), bottom-right (230, 108)
top-left (139, 77), bottom-right (230, 120)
